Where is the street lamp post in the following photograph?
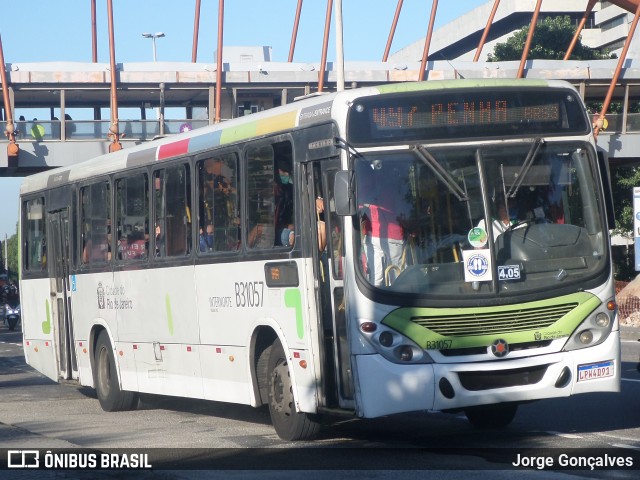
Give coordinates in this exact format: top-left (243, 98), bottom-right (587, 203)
top-left (142, 32), bottom-right (166, 135)
top-left (142, 32), bottom-right (165, 62)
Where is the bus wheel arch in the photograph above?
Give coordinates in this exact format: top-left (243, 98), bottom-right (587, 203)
top-left (93, 329), bottom-right (139, 412)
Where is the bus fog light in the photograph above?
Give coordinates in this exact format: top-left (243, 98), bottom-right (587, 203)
top-left (578, 330), bottom-right (594, 344)
top-left (595, 312), bottom-right (610, 328)
top-left (397, 346), bottom-right (413, 362)
top-left (379, 331), bottom-right (393, 347)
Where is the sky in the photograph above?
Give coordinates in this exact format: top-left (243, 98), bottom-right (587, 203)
top-left (0, 0), bottom-right (488, 240)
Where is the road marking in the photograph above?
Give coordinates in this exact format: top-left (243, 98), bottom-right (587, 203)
top-left (544, 431), bottom-right (583, 439)
top-left (611, 443), bottom-right (640, 450)
top-left (598, 432), bottom-right (640, 444)
top-left (621, 377), bottom-right (640, 383)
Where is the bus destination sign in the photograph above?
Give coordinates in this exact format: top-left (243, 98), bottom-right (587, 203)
top-left (347, 87), bottom-right (590, 146)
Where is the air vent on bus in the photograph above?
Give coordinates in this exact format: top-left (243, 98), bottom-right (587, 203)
top-left (411, 303), bottom-right (578, 337)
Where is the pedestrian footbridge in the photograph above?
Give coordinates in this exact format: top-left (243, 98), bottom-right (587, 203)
top-left (2, 59), bottom-right (640, 174)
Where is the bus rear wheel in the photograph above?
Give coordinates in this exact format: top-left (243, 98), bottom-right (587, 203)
top-left (464, 403), bottom-right (518, 428)
top-left (94, 331), bottom-right (138, 412)
top-left (267, 340), bottom-right (321, 441)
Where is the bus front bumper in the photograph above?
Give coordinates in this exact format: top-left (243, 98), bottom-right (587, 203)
top-left (354, 330), bottom-right (620, 418)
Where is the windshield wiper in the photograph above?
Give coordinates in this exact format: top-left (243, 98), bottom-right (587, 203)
top-left (505, 138), bottom-right (544, 199)
top-left (414, 145), bottom-right (467, 201)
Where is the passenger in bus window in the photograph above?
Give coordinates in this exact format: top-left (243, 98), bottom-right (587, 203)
top-left (316, 197), bottom-right (327, 253)
top-left (357, 161), bottom-right (405, 286)
top-left (477, 195), bottom-right (516, 241)
top-left (280, 223), bottom-right (295, 247)
top-left (199, 224), bottom-right (214, 252)
top-left (119, 230), bottom-right (146, 260)
top-left (154, 223), bottom-right (164, 256)
top-left (274, 158), bottom-right (294, 246)
top-left (82, 236), bottom-right (108, 264)
top-left (248, 224), bottom-right (263, 248)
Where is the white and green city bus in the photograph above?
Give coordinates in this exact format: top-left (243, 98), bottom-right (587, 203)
top-left (19, 79), bottom-right (620, 440)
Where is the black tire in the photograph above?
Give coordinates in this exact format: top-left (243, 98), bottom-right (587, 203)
top-left (267, 340), bottom-right (321, 441)
top-left (7, 317), bottom-right (18, 331)
top-left (465, 403), bottom-right (518, 428)
top-left (94, 331), bottom-right (138, 412)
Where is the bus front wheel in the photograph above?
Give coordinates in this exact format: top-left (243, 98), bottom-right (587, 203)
top-left (94, 331), bottom-right (139, 412)
top-left (464, 403), bottom-right (518, 428)
top-left (267, 340), bottom-right (321, 441)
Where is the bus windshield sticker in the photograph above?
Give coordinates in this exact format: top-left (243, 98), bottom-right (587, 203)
top-left (498, 265), bottom-right (521, 281)
top-left (467, 227), bottom-right (488, 248)
top-left (462, 249), bottom-right (493, 282)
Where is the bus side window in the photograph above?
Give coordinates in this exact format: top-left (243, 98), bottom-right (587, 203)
top-left (246, 140), bottom-right (295, 250)
top-left (197, 152), bottom-right (241, 254)
top-left (246, 144), bottom-right (276, 249)
top-left (23, 197), bottom-right (47, 272)
top-left (115, 173), bottom-right (148, 262)
top-left (154, 163), bottom-right (191, 257)
top-left (80, 182), bottom-right (111, 265)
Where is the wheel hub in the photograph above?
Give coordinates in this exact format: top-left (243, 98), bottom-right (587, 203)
top-left (270, 361), bottom-right (293, 414)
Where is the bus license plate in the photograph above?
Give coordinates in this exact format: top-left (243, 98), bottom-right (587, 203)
top-left (577, 360), bottom-right (614, 382)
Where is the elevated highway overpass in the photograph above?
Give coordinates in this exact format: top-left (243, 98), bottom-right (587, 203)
top-left (2, 59), bottom-right (640, 174)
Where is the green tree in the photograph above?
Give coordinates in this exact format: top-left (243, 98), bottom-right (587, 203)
top-left (488, 16), bottom-right (614, 61)
top-left (7, 231), bottom-right (18, 283)
top-left (610, 166), bottom-right (639, 238)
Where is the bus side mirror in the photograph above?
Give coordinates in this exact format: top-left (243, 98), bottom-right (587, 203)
top-left (334, 170), bottom-right (355, 216)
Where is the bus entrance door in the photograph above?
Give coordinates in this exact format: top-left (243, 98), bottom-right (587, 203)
top-left (47, 208), bottom-right (79, 381)
top-left (310, 161), bottom-right (354, 411)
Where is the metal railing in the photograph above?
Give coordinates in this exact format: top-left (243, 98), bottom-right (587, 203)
top-left (10, 119), bottom-right (209, 142)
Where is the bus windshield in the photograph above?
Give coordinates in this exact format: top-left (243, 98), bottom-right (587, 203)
top-left (355, 141), bottom-right (607, 297)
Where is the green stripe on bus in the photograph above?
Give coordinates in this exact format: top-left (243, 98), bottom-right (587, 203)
top-left (375, 79), bottom-right (550, 94)
top-left (382, 292), bottom-right (600, 350)
top-left (165, 294), bottom-right (174, 336)
top-left (218, 110), bottom-right (298, 144)
top-left (43, 298), bottom-right (51, 335)
top-left (219, 122), bottom-right (258, 144)
top-left (284, 288), bottom-right (304, 340)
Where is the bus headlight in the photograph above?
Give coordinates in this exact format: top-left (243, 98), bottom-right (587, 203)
top-left (397, 345), bottom-right (414, 362)
top-left (594, 312), bottom-right (610, 328)
top-left (563, 301), bottom-right (615, 352)
top-left (359, 321), bottom-right (432, 364)
top-left (379, 331), bottom-right (394, 347)
top-left (578, 330), bottom-right (594, 344)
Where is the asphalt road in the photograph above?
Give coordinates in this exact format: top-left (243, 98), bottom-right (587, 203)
top-left (1, 325), bottom-right (639, 480)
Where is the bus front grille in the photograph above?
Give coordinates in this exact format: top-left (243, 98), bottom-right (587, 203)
top-left (411, 303), bottom-right (578, 337)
